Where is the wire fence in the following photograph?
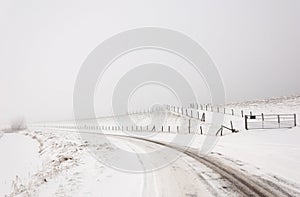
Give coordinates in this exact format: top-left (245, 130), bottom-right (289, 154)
top-left (189, 103), bottom-right (245, 118)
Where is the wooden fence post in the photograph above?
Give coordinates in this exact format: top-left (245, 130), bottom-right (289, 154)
top-left (177, 126), bottom-right (179, 133)
top-left (245, 116), bottom-right (248, 130)
top-left (161, 126), bottom-right (164, 132)
top-left (188, 119), bottom-right (191, 134)
top-left (200, 125), bottom-right (203, 135)
top-left (152, 125), bottom-right (156, 131)
top-left (168, 126), bottom-right (170, 133)
top-left (230, 121), bottom-right (233, 132)
top-left (201, 113), bottom-right (206, 122)
top-left (241, 110), bottom-right (244, 117)
top-left (261, 113), bottom-right (264, 129)
top-left (277, 115), bottom-right (280, 128)
top-left (294, 114), bottom-right (297, 127)
top-left (231, 109), bottom-right (234, 115)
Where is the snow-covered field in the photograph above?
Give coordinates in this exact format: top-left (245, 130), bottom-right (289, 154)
top-left (1, 95), bottom-right (300, 196)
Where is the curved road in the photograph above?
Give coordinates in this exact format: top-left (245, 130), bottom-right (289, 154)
top-left (98, 133), bottom-right (297, 197)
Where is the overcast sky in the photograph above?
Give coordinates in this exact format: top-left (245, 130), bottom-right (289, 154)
top-left (0, 0), bottom-right (299, 123)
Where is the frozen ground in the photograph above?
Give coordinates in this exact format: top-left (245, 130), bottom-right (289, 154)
top-left (0, 132), bottom-right (41, 196)
top-left (1, 95), bottom-right (300, 196)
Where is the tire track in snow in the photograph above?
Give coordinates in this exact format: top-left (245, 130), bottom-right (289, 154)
top-left (106, 134), bottom-right (296, 197)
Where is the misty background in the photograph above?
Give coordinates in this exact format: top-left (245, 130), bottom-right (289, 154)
top-left (0, 0), bottom-right (299, 124)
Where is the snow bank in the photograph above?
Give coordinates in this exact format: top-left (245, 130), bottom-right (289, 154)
top-left (212, 127), bottom-right (300, 184)
top-left (0, 132), bottom-right (42, 196)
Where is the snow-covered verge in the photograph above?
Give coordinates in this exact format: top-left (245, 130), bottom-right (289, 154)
top-left (0, 130), bottom-right (88, 196)
top-left (0, 129), bottom-right (158, 196)
top-left (211, 127), bottom-right (300, 191)
top-left (0, 132), bottom-right (41, 196)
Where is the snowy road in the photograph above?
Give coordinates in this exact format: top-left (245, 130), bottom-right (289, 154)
top-left (99, 134), bottom-right (296, 197)
top-left (110, 136), bottom-right (217, 197)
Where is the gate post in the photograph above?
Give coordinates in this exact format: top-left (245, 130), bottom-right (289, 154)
top-left (245, 116), bottom-right (248, 130)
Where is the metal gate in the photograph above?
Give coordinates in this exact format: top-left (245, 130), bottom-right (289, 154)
top-left (245, 114), bottom-right (296, 130)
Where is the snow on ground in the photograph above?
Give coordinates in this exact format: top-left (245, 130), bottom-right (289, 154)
top-left (76, 126), bottom-right (300, 187)
top-left (1, 95), bottom-right (300, 196)
top-left (0, 132), bottom-right (41, 196)
top-left (211, 127), bottom-right (300, 186)
top-left (226, 95), bottom-right (300, 124)
top-left (0, 129), bottom-right (181, 196)
top-left (3, 129), bottom-right (213, 197)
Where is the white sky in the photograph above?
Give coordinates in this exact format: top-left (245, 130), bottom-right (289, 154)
top-left (0, 0), bottom-right (299, 123)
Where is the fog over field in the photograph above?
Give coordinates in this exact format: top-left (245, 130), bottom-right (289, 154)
top-left (0, 0), bottom-right (299, 123)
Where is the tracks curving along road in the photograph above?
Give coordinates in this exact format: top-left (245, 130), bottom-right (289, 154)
top-left (104, 133), bottom-right (297, 197)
